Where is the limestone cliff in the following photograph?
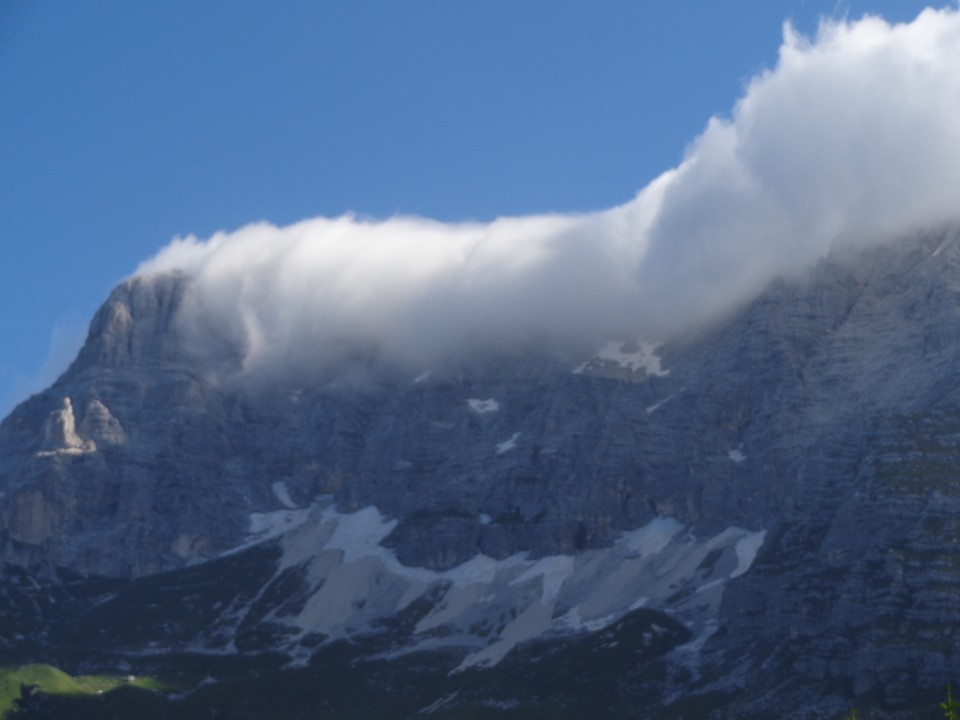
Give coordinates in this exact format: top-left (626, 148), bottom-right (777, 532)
top-left (5, 227), bottom-right (960, 716)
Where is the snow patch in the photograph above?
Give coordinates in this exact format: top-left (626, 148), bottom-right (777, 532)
top-left (557, 606), bottom-right (623, 633)
top-left (628, 596), bottom-right (649, 611)
top-left (573, 340), bottom-right (670, 379)
top-left (322, 505), bottom-right (399, 563)
top-left (620, 516), bottom-right (685, 556)
top-left (695, 578), bottom-right (726, 594)
top-left (510, 555), bottom-right (575, 605)
top-left (646, 393), bottom-right (676, 414)
top-left (467, 398), bottom-right (500, 414)
top-left (496, 432), bottom-right (521, 454)
top-left (247, 509), bottom-right (312, 542)
top-left (224, 503), bottom-right (768, 672)
top-left (271, 481), bottom-right (298, 509)
top-left (456, 602), bottom-right (553, 671)
top-left (675, 618), bottom-right (719, 661)
top-left (731, 529), bottom-right (766, 578)
top-left (442, 553), bottom-right (517, 588)
top-left (218, 505), bottom-right (315, 557)
top-left (419, 691), bottom-right (460, 714)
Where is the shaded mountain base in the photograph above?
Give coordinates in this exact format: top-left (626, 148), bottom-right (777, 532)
top-left (8, 610), bottom-right (690, 720)
top-left (2, 547), bottom-right (958, 720)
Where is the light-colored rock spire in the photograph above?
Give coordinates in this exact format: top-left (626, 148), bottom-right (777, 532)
top-left (78, 398), bottom-right (126, 447)
top-left (38, 397), bottom-right (96, 455)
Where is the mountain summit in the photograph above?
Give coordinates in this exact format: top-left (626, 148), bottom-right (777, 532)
top-left (4, 226), bottom-right (960, 717)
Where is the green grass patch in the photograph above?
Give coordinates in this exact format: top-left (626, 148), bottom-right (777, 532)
top-left (0, 663), bottom-right (169, 718)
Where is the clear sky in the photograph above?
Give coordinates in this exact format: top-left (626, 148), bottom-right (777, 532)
top-left (0, 0), bottom-right (941, 415)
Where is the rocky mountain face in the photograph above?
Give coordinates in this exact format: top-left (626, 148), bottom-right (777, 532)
top-left (4, 227), bottom-right (960, 718)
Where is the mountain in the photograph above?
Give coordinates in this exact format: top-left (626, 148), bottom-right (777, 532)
top-left (4, 226), bottom-right (960, 718)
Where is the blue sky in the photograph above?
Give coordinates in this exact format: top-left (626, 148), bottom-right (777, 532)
top-left (0, 1), bottom-right (940, 415)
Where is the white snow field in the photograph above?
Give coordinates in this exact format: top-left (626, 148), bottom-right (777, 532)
top-left (217, 500), bottom-right (766, 671)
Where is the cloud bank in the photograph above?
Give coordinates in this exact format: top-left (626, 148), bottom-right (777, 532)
top-left (139, 7), bottom-right (960, 378)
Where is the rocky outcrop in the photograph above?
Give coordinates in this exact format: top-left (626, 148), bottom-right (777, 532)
top-left (38, 398), bottom-right (94, 456)
top-left (77, 398), bottom-right (126, 447)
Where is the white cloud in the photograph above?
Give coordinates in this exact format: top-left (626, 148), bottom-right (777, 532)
top-left (636, 7), bottom-right (960, 333)
top-left (137, 8), bottom-right (960, 381)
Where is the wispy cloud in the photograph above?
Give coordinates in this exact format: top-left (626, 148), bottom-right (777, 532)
top-left (1, 316), bottom-right (88, 416)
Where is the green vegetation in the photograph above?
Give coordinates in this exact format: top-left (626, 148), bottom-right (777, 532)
top-left (8, 659), bottom-right (960, 719)
top-left (0, 665), bottom-right (85, 717)
top-left (942, 684), bottom-right (960, 720)
top-left (0, 664), bottom-right (167, 718)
